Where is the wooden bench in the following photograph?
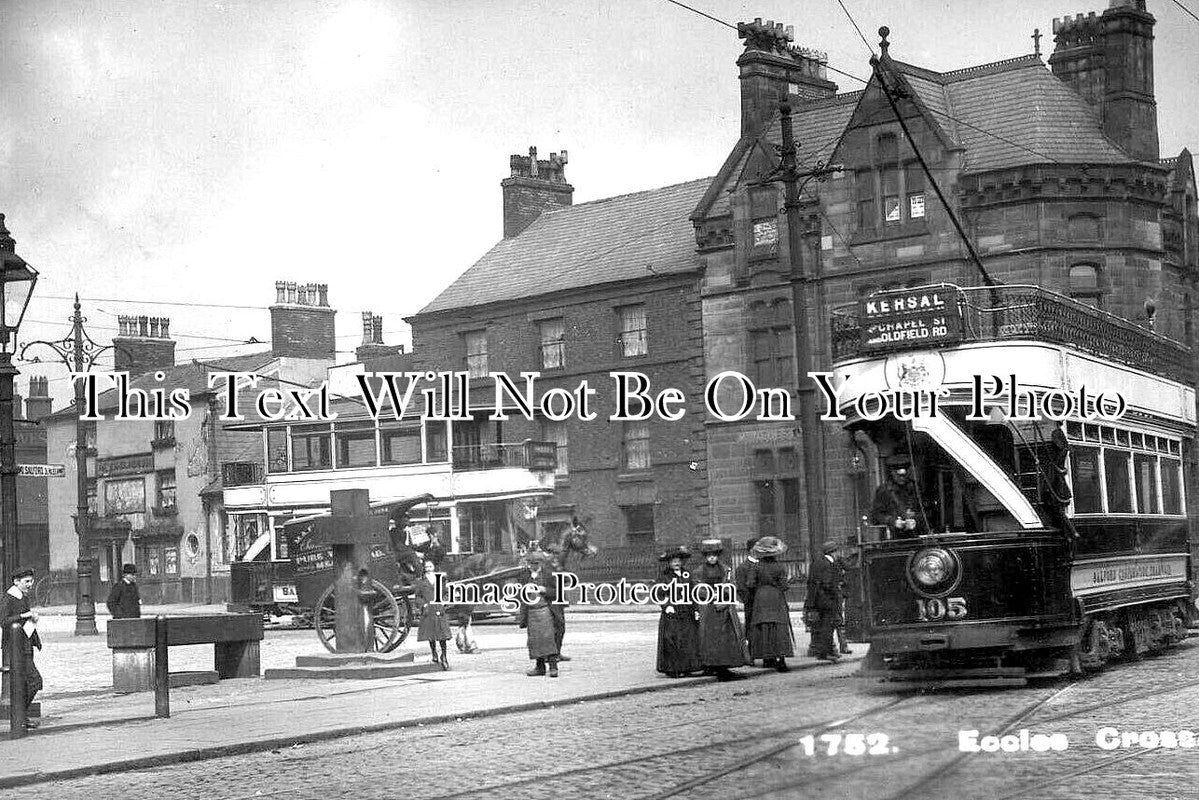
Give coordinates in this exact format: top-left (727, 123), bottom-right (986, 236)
top-left (106, 614), bottom-right (263, 694)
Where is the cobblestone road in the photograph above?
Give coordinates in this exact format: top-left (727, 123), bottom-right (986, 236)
top-left (23, 637), bottom-right (1199, 800)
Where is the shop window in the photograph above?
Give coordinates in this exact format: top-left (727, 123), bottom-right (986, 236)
top-left (539, 318), bottom-right (565, 370)
top-left (618, 305), bottom-right (648, 357)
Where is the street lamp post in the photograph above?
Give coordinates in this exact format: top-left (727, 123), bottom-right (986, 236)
top-left (20, 295), bottom-right (113, 636)
top-left (0, 215), bottom-right (39, 586)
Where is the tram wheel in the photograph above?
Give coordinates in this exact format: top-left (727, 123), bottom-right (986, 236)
top-left (315, 580), bottom-right (410, 654)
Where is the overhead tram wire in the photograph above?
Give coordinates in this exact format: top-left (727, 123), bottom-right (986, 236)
top-left (836, 0), bottom-right (876, 56)
top-left (1171, 0), bottom-right (1199, 24)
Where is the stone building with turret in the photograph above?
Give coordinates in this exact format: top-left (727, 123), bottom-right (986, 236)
top-left (406, 1), bottom-right (1198, 570)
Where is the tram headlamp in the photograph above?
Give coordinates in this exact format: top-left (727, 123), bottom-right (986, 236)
top-left (911, 548), bottom-right (956, 589)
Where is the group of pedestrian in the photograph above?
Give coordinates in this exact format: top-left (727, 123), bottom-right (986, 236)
top-left (653, 533), bottom-right (852, 679)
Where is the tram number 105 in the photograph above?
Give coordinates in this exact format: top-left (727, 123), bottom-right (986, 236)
top-left (915, 596), bottom-right (968, 621)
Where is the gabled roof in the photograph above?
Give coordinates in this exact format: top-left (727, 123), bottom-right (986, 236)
top-left (42, 350), bottom-right (279, 423)
top-left (416, 178), bottom-right (711, 315)
top-left (890, 54), bottom-right (1133, 170)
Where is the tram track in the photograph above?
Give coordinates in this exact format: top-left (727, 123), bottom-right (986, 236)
top-left (717, 667), bottom-right (1199, 800)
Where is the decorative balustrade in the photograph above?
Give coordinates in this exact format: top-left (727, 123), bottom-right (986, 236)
top-left (451, 441), bottom-right (558, 472)
top-left (831, 284), bottom-right (1194, 383)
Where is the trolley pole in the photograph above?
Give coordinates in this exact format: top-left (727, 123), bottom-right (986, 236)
top-left (761, 100), bottom-right (841, 562)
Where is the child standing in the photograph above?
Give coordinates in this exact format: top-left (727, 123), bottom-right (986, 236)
top-left (413, 560), bottom-right (450, 669)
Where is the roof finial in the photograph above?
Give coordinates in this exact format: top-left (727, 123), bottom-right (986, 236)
top-left (1032, 27), bottom-right (1042, 56)
top-left (878, 26), bottom-right (890, 56)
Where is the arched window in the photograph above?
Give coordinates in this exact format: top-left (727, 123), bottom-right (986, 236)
top-left (1068, 264), bottom-right (1102, 308)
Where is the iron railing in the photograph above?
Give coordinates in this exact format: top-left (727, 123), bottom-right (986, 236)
top-left (451, 441), bottom-right (557, 471)
top-left (831, 284), bottom-right (1194, 383)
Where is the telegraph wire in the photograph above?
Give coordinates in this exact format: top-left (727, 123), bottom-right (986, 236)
top-left (1170, 0), bottom-right (1199, 25)
top-left (836, 0), bottom-right (876, 56)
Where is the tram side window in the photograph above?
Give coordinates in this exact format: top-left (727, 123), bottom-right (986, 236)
top-left (266, 428), bottom-right (288, 473)
top-left (1134, 453), bottom-right (1161, 514)
top-left (1105, 450), bottom-right (1133, 513)
top-left (1071, 446), bottom-right (1103, 513)
top-left (1162, 458), bottom-right (1183, 514)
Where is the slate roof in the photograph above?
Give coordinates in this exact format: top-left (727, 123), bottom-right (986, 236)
top-left (892, 55), bottom-right (1133, 171)
top-left (417, 178), bottom-right (711, 314)
top-left (42, 350), bottom-right (278, 423)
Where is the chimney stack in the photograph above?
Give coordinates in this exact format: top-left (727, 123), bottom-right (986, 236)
top-left (270, 281), bottom-right (336, 359)
top-left (113, 315), bottom-right (176, 376)
top-left (1049, 0), bottom-right (1158, 161)
top-left (501, 146), bottom-right (573, 238)
top-left (736, 18), bottom-right (837, 137)
top-left (354, 310), bottom-right (406, 367)
top-left (24, 376), bottom-right (52, 422)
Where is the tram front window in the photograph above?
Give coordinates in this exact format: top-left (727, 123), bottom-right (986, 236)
top-left (856, 411), bottom-right (1024, 537)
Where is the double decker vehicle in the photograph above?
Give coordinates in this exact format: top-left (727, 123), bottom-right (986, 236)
top-left (829, 283), bottom-right (1196, 686)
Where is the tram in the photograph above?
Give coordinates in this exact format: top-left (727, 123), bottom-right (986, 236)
top-left (829, 284), bottom-right (1196, 686)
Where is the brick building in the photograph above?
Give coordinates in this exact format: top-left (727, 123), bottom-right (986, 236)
top-left (408, 149), bottom-right (710, 550)
top-left (42, 282), bottom-right (337, 604)
top-left (13, 376), bottom-right (52, 579)
top-left (693, 1), bottom-right (1198, 560)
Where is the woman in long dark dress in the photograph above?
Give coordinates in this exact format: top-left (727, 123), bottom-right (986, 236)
top-left (747, 536), bottom-right (795, 672)
top-left (656, 546), bottom-right (702, 678)
top-left (413, 559), bottom-right (451, 670)
top-left (697, 540), bottom-right (749, 681)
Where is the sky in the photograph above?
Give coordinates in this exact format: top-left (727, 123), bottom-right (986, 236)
top-left (2, 0), bottom-right (1197, 406)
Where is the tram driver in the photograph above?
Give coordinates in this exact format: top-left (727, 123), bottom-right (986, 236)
top-left (869, 462), bottom-right (924, 539)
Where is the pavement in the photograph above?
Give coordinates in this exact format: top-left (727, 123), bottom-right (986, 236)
top-left (2, 607), bottom-right (863, 788)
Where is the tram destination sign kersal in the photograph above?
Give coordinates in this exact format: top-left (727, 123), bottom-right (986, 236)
top-left (859, 289), bottom-right (962, 353)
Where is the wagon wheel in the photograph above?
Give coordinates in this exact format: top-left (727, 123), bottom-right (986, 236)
top-left (315, 579), bottom-right (410, 654)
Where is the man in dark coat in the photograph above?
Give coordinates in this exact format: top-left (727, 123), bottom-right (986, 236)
top-left (733, 536), bottom-right (759, 661)
top-left (106, 563), bottom-right (142, 619)
top-left (1, 568), bottom-right (43, 727)
top-left (805, 540), bottom-right (844, 661)
top-left (869, 465), bottom-right (922, 539)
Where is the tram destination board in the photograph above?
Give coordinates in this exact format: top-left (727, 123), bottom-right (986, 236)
top-left (859, 288), bottom-right (963, 353)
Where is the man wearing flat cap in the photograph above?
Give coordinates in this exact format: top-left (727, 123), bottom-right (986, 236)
top-left (1, 568), bottom-right (43, 727)
top-left (804, 541), bottom-right (844, 662)
top-left (107, 563), bottom-right (142, 619)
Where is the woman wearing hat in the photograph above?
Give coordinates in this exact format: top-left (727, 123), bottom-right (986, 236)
top-left (696, 540), bottom-right (749, 681)
top-left (655, 546), bottom-right (702, 678)
top-left (517, 551), bottom-right (560, 677)
top-left (746, 536), bottom-right (795, 672)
